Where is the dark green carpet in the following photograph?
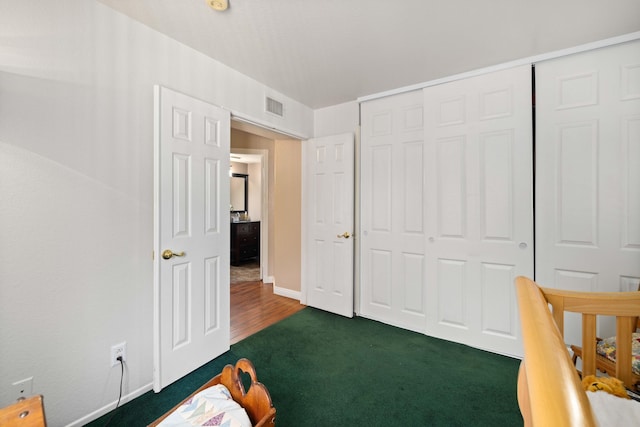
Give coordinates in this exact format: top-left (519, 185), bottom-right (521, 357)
top-left (87, 308), bottom-right (523, 426)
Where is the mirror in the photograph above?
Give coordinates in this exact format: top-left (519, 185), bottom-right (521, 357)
top-left (230, 173), bottom-right (248, 213)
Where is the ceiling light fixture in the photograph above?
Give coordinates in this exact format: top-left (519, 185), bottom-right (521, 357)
top-left (207, 0), bottom-right (228, 11)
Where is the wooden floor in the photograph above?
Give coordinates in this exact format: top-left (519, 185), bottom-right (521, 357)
top-left (230, 280), bottom-right (306, 344)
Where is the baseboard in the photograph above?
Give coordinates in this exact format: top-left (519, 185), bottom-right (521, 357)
top-left (66, 382), bottom-right (153, 427)
top-left (273, 285), bottom-right (301, 301)
top-left (263, 275), bottom-right (275, 284)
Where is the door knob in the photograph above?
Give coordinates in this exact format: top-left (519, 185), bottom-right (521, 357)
top-left (162, 249), bottom-right (185, 260)
top-left (337, 232), bottom-right (351, 239)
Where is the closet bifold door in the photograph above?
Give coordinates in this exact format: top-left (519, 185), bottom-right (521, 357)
top-left (360, 90), bottom-right (428, 333)
top-left (422, 65), bottom-right (533, 358)
top-left (535, 40), bottom-right (640, 345)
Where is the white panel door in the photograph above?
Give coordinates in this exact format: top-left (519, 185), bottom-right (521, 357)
top-left (304, 133), bottom-right (355, 317)
top-left (360, 90), bottom-right (428, 332)
top-left (423, 65), bottom-right (533, 357)
top-left (535, 41), bottom-right (640, 343)
top-left (153, 86), bottom-right (230, 392)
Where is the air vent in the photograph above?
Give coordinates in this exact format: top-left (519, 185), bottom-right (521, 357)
top-left (265, 97), bottom-right (284, 117)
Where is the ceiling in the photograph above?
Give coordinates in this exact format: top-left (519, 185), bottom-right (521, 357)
top-left (230, 152), bottom-right (261, 164)
top-left (98, 0), bottom-right (640, 109)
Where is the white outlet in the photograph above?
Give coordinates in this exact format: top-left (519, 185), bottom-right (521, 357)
top-left (110, 342), bottom-right (127, 367)
top-left (12, 377), bottom-right (33, 399)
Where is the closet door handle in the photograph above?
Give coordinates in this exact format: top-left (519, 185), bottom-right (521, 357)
top-left (337, 232), bottom-right (351, 239)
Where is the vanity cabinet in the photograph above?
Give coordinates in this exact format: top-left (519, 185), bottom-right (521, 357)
top-left (230, 221), bottom-right (260, 266)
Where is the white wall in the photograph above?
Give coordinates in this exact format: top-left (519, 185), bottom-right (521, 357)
top-left (0, 1), bottom-right (312, 425)
top-left (313, 101), bottom-right (359, 137)
top-left (248, 162), bottom-right (262, 221)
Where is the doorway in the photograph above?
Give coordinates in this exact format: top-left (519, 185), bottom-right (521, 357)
top-left (229, 119), bottom-right (305, 340)
top-left (229, 150), bottom-right (264, 284)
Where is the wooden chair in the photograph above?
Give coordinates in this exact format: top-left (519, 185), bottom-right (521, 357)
top-left (0, 395), bottom-right (47, 427)
top-left (570, 283), bottom-right (640, 391)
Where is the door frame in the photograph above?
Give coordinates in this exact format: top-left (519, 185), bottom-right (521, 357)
top-left (229, 117), bottom-right (309, 289)
top-left (229, 147), bottom-right (270, 282)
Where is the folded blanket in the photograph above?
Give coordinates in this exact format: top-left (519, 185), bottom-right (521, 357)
top-left (157, 384), bottom-right (251, 427)
top-left (587, 390), bottom-right (640, 427)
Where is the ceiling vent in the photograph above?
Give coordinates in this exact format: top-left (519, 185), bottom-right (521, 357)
top-left (265, 97), bottom-right (284, 117)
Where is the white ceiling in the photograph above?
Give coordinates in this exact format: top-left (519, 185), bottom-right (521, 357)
top-left (98, 0), bottom-right (640, 109)
top-left (230, 153), bottom-right (261, 164)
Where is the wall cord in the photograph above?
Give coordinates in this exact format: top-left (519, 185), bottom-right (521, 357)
top-left (103, 356), bottom-right (124, 426)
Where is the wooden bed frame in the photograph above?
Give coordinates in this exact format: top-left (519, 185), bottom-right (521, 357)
top-left (515, 276), bottom-right (640, 426)
top-left (148, 358), bottom-right (276, 427)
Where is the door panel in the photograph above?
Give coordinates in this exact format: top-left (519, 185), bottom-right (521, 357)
top-left (304, 133), bottom-right (355, 317)
top-left (535, 40), bottom-right (640, 343)
top-left (154, 86), bottom-right (230, 392)
top-left (361, 69), bottom-right (532, 355)
top-left (424, 65), bottom-right (533, 357)
top-left (360, 90), bottom-right (428, 332)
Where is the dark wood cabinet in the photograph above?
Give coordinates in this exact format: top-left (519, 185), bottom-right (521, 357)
top-left (230, 221), bottom-right (260, 266)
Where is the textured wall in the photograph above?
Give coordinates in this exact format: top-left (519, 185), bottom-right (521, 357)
top-left (0, 1), bottom-right (312, 425)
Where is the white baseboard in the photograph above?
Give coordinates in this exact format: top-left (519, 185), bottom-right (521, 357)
top-left (66, 382), bottom-right (153, 427)
top-left (273, 285), bottom-right (301, 301)
top-left (262, 275), bottom-right (275, 284)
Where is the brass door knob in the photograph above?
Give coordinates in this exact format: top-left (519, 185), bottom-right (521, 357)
top-left (162, 249), bottom-right (185, 260)
top-left (337, 232), bottom-right (351, 239)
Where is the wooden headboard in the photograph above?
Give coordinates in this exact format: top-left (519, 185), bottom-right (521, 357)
top-left (148, 358), bottom-right (275, 427)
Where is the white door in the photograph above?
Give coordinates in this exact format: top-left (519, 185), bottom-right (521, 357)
top-left (153, 86), bottom-right (230, 392)
top-left (303, 133), bottom-right (355, 317)
top-left (360, 90), bottom-right (428, 332)
top-left (535, 41), bottom-right (640, 342)
top-left (423, 65), bottom-right (534, 357)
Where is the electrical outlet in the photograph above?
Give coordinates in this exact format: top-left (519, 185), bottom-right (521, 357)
top-left (11, 377), bottom-right (33, 399)
top-left (110, 342), bottom-right (126, 367)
